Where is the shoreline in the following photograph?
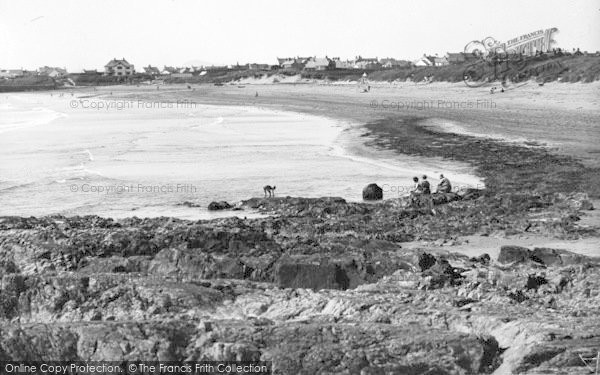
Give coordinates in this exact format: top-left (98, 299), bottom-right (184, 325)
top-left (1, 83), bottom-right (599, 374)
top-left (0, 91), bottom-right (483, 219)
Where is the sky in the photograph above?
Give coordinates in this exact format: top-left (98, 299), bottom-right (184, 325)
top-left (1, 0), bottom-right (599, 71)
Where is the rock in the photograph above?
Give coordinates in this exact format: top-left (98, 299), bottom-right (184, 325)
top-left (526, 274), bottom-right (548, 290)
top-left (418, 253), bottom-right (437, 271)
top-left (207, 201), bottom-right (233, 210)
top-left (275, 259), bottom-right (349, 291)
top-left (530, 247), bottom-right (591, 266)
top-left (549, 274), bottom-right (571, 293)
top-left (362, 183), bottom-right (383, 201)
top-left (508, 289), bottom-right (528, 303)
top-left (431, 192), bottom-right (461, 205)
top-left (421, 258), bottom-right (463, 289)
top-left (562, 192), bottom-right (594, 211)
top-left (470, 254), bottom-right (491, 265)
top-left (498, 246), bottom-right (531, 264)
top-left (458, 188), bottom-right (483, 200)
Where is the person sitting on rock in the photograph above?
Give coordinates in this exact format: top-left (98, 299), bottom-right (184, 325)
top-left (419, 175), bottom-right (431, 195)
top-left (411, 177), bottom-right (422, 194)
top-left (436, 174), bottom-right (452, 193)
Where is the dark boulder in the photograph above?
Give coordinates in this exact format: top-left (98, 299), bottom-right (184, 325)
top-left (418, 252), bottom-right (437, 271)
top-left (362, 184), bottom-right (383, 201)
top-left (526, 274), bottom-right (548, 290)
top-left (207, 201), bottom-right (233, 211)
top-left (498, 246), bottom-right (531, 264)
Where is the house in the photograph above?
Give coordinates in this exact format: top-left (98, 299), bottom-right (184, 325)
top-left (205, 65), bottom-right (228, 71)
top-left (433, 55), bottom-right (449, 66)
top-left (143, 65), bottom-right (161, 76)
top-left (248, 63), bottom-right (270, 70)
top-left (280, 58), bottom-right (306, 70)
top-left (413, 55), bottom-right (433, 67)
top-left (82, 69), bottom-right (99, 75)
top-left (331, 57), bottom-right (353, 69)
top-left (104, 58), bottom-right (135, 76)
top-left (161, 66), bottom-right (177, 75)
top-left (277, 57), bottom-right (294, 67)
top-left (171, 67), bottom-right (193, 78)
top-left (380, 58), bottom-right (412, 69)
top-left (445, 53), bottom-right (467, 64)
top-left (353, 56), bottom-right (380, 69)
top-left (304, 57), bottom-right (333, 71)
top-left (38, 66), bottom-right (68, 78)
top-left (0, 69), bottom-right (24, 78)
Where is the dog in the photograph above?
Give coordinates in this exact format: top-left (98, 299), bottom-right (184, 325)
top-left (263, 185), bottom-right (276, 198)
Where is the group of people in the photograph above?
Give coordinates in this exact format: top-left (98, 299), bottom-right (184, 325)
top-left (411, 174), bottom-right (452, 195)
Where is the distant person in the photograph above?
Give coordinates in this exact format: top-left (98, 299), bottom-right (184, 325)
top-left (255, 91), bottom-right (259, 97)
top-left (419, 175), bottom-right (431, 195)
top-left (411, 176), bottom-right (422, 194)
top-left (436, 174), bottom-right (452, 193)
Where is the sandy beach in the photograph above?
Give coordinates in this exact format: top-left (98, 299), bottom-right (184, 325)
top-left (0, 88), bottom-right (485, 219)
top-left (104, 81), bottom-right (600, 255)
top-left (1, 81), bottom-right (599, 375)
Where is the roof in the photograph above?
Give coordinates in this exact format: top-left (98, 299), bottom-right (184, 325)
top-left (356, 56), bottom-right (378, 62)
top-left (446, 52), bottom-right (466, 59)
top-left (277, 57), bottom-right (292, 65)
top-left (425, 55), bottom-right (437, 64)
top-left (414, 57), bottom-right (433, 66)
top-left (105, 58), bottom-right (133, 68)
top-left (305, 57), bottom-right (331, 68)
top-left (144, 65), bottom-right (161, 74)
top-left (313, 57), bottom-right (331, 67)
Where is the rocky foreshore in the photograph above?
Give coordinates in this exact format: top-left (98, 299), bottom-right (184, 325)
top-left (0, 187), bottom-right (598, 374)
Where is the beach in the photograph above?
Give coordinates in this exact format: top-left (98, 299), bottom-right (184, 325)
top-left (0, 87), bottom-right (484, 219)
top-left (1, 81), bottom-right (599, 374)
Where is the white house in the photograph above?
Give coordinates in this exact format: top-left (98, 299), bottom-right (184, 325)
top-left (104, 58), bottom-right (135, 76)
top-left (413, 55), bottom-right (433, 67)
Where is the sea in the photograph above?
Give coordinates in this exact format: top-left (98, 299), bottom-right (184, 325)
top-left (0, 92), bottom-right (481, 220)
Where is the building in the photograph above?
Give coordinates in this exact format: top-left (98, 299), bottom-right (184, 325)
top-left (170, 67), bottom-right (193, 78)
top-left (143, 65), bottom-right (161, 76)
top-left (248, 63), bottom-right (270, 70)
top-left (353, 56), bottom-right (380, 69)
top-left (331, 57), bottom-right (353, 69)
top-left (445, 53), bottom-right (466, 64)
top-left (277, 57), bottom-right (291, 67)
top-left (104, 58), bottom-right (135, 76)
top-left (38, 66), bottom-right (68, 78)
top-left (161, 66), bottom-right (177, 76)
top-left (279, 58), bottom-right (306, 70)
top-left (432, 55), bottom-right (449, 66)
top-left (304, 57), bottom-right (334, 71)
top-left (0, 69), bottom-right (24, 78)
top-left (380, 58), bottom-right (412, 69)
top-left (413, 55), bottom-right (433, 67)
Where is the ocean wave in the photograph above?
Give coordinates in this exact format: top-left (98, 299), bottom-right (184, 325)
top-left (0, 107), bottom-right (67, 134)
top-left (422, 118), bottom-right (549, 146)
